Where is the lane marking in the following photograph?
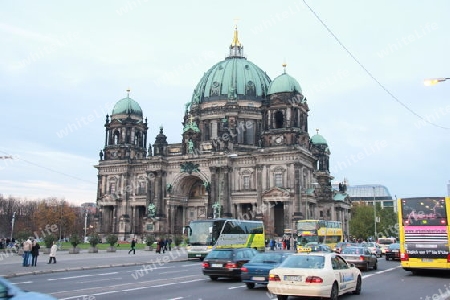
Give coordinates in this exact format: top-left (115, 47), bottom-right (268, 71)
top-left (151, 283), bottom-right (177, 287)
top-left (48, 274), bottom-right (93, 281)
top-left (228, 285), bottom-right (245, 289)
top-left (122, 287), bottom-right (148, 292)
top-left (92, 291), bottom-right (118, 296)
top-left (179, 279), bottom-right (204, 284)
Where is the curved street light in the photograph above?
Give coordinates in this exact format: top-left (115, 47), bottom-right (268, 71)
top-left (424, 77), bottom-right (450, 86)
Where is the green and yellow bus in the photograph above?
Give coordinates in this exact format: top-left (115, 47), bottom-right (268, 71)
top-left (398, 197), bottom-right (450, 273)
top-left (296, 219), bottom-right (343, 252)
top-left (184, 218), bottom-right (265, 260)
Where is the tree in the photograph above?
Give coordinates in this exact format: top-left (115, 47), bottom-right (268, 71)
top-left (106, 234), bottom-right (118, 247)
top-left (349, 204), bottom-right (375, 240)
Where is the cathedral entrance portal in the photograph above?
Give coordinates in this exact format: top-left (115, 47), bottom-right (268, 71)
top-left (273, 202), bottom-right (284, 237)
top-left (170, 174), bottom-right (209, 234)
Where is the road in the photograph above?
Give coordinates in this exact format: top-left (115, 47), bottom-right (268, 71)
top-left (8, 258), bottom-right (450, 300)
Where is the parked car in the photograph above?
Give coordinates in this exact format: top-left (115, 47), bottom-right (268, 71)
top-left (241, 252), bottom-right (292, 289)
top-left (339, 246), bottom-right (377, 271)
top-left (202, 248), bottom-right (258, 281)
top-left (0, 276), bottom-right (57, 299)
top-left (361, 242), bottom-right (382, 258)
top-left (267, 252), bottom-right (362, 299)
top-left (385, 243), bottom-right (401, 261)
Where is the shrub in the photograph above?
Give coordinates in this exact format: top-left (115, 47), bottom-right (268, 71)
top-left (145, 234), bottom-right (155, 246)
top-left (70, 234), bottom-right (81, 248)
top-left (43, 235), bottom-right (56, 248)
top-left (89, 233), bottom-right (101, 247)
top-left (106, 234), bottom-right (118, 246)
top-left (174, 235), bottom-right (183, 246)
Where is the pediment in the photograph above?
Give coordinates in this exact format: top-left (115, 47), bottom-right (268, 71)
top-left (262, 187), bottom-right (291, 199)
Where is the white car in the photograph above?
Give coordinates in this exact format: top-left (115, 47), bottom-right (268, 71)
top-left (267, 252), bottom-right (362, 300)
top-left (0, 277), bottom-right (57, 299)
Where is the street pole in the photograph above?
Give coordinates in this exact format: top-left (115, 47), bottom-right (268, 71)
top-left (84, 211), bottom-right (88, 242)
top-left (373, 186), bottom-right (377, 240)
top-left (10, 212), bottom-right (16, 241)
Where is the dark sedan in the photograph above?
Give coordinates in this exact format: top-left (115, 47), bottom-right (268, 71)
top-left (340, 246), bottom-right (378, 271)
top-left (240, 252), bottom-right (292, 289)
top-left (202, 248), bottom-right (258, 280)
top-left (385, 243), bottom-right (401, 261)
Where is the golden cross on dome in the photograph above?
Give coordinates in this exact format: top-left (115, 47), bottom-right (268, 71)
top-left (316, 128), bottom-right (319, 134)
top-left (126, 88), bottom-right (131, 97)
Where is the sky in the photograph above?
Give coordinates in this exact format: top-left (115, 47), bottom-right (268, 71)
top-left (1, 0), bottom-right (449, 206)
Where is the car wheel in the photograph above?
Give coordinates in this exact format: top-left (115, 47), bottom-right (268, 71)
top-left (373, 262), bottom-right (377, 270)
top-left (209, 276), bottom-right (218, 281)
top-left (353, 275), bottom-right (362, 295)
top-left (277, 295), bottom-right (288, 300)
top-left (199, 257), bottom-right (204, 262)
top-left (330, 282), bottom-right (339, 300)
top-left (386, 256), bottom-right (390, 261)
top-left (246, 283), bottom-right (255, 289)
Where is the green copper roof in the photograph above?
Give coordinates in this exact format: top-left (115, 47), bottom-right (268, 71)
top-left (191, 57), bottom-right (271, 104)
top-left (268, 72), bottom-right (302, 95)
top-left (334, 193), bottom-right (347, 201)
top-left (311, 133), bottom-right (327, 145)
top-left (112, 96), bottom-right (143, 117)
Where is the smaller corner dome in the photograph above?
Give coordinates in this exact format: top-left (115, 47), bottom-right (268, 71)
top-left (311, 133), bottom-right (327, 145)
top-left (268, 72), bottom-right (302, 95)
top-left (112, 96), bottom-right (143, 117)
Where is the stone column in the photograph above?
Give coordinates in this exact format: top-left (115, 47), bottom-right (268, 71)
top-left (208, 167), bottom-right (217, 218)
top-left (223, 167), bottom-right (232, 217)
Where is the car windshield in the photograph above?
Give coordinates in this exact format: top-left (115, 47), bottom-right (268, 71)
top-left (206, 250), bottom-right (233, 259)
top-left (250, 253), bottom-right (283, 263)
top-left (342, 247), bottom-right (364, 255)
top-left (281, 255), bottom-right (325, 269)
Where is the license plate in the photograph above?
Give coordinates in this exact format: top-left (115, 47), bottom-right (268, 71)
top-left (392, 250), bottom-right (399, 252)
top-left (284, 275), bottom-right (301, 281)
top-left (196, 254), bottom-right (201, 257)
top-left (212, 263), bottom-right (222, 267)
top-left (252, 276), bottom-right (265, 281)
top-left (422, 258), bottom-right (433, 263)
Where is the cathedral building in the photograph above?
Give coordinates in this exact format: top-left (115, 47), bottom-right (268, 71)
top-left (94, 27), bottom-right (351, 240)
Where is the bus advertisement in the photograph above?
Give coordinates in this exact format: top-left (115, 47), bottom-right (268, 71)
top-left (296, 220), bottom-right (343, 252)
top-left (398, 197), bottom-right (450, 273)
top-left (184, 218), bottom-right (265, 260)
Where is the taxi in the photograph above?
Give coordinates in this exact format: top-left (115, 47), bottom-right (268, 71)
top-left (267, 252), bottom-right (362, 300)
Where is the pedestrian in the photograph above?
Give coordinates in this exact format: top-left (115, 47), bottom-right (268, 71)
top-left (22, 237), bottom-right (32, 267)
top-left (128, 238), bottom-right (136, 254)
top-left (156, 238), bottom-right (161, 254)
top-left (31, 239), bottom-right (40, 267)
top-left (269, 238), bottom-right (275, 251)
top-left (167, 237), bottom-right (172, 251)
top-left (159, 238), bottom-right (165, 254)
top-left (48, 241), bottom-right (57, 264)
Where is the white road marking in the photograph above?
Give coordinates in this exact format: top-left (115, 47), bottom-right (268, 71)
top-left (92, 290), bottom-right (118, 296)
top-left (122, 287), bottom-right (148, 292)
top-left (48, 274), bottom-right (93, 281)
top-left (228, 285), bottom-right (245, 289)
top-left (98, 272), bottom-right (119, 275)
top-left (151, 282), bottom-right (177, 287)
top-left (179, 279), bottom-right (204, 284)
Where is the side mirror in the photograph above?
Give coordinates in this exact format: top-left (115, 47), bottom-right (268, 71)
top-left (349, 263), bottom-right (356, 268)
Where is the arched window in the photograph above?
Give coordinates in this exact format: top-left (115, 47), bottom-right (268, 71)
top-left (275, 111), bottom-right (284, 128)
top-left (113, 131), bottom-right (120, 145)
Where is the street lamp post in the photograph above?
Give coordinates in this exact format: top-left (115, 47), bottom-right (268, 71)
top-left (10, 212), bottom-right (16, 241)
top-left (424, 77), bottom-right (450, 86)
top-left (373, 187), bottom-right (377, 240)
top-left (84, 211), bottom-right (88, 242)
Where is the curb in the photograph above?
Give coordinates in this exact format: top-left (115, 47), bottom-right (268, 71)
top-left (1, 258), bottom-right (191, 279)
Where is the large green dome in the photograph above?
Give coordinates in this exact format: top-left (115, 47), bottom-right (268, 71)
top-left (191, 57), bottom-right (271, 103)
top-left (311, 132), bottom-right (328, 145)
top-left (268, 72), bottom-right (302, 95)
top-left (191, 27), bottom-right (271, 104)
top-left (112, 96), bottom-right (143, 117)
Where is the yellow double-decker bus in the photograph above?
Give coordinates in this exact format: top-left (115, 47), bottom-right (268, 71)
top-left (296, 220), bottom-right (343, 252)
top-left (398, 197), bottom-right (450, 274)
top-left (184, 218), bottom-right (265, 261)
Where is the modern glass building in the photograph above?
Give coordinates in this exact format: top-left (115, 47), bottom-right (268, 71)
top-left (337, 184), bottom-right (396, 211)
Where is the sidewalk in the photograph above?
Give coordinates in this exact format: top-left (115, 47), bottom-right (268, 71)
top-left (0, 247), bottom-right (190, 279)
